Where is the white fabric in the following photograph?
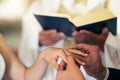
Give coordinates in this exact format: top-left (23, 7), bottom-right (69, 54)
top-left (103, 0), bottom-right (120, 69)
top-left (104, 33), bottom-right (120, 69)
top-left (0, 54), bottom-right (5, 80)
top-left (19, 0), bottom-right (106, 68)
top-left (40, 39), bottom-right (97, 80)
top-left (19, 0), bottom-right (120, 80)
top-left (108, 0), bottom-right (120, 35)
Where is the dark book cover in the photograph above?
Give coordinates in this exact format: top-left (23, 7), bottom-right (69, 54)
top-left (34, 14), bottom-right (117, 37)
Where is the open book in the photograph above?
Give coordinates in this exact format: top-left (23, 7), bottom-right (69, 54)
top-left (34, 9), bottom-right (117, 37)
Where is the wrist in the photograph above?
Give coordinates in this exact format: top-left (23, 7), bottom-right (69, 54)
top-left (39, 51), bottom-right (48, 64)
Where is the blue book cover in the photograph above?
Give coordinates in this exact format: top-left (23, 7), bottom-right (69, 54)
top-left (34, 9), bottom-right (117, 37)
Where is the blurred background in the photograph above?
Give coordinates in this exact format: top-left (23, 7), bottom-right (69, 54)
top-left (0, 0), bottom-right (32, 54)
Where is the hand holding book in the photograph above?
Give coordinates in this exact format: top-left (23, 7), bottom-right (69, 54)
top-left (34, 9), bottom-right (117, 37)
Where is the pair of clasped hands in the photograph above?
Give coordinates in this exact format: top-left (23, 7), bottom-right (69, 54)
top-left (55, 45), bottom-right (88, 80)
top-left (53, 43), bottom-right (104, 80)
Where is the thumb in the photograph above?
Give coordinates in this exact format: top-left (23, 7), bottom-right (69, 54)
top-left (101, 27), bottom-right (108, 36)
top-left (50, 59), bottom-right (59, 70)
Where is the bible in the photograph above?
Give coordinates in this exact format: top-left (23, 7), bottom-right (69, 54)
top-left (34, 9), bottom-right (117, 37)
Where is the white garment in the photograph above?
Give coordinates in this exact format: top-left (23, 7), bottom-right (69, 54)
top-left (104, 32), bottom-right (120, 69)
top-left (0, 54), bottom-right (5, 80)
top-left (19, 0), bottom-right (106, 68)
top-left (18, 0), bottom-right (111, 80)
top-left (40, 39), bottom-right (97, 80)
top-left (19, 0), bottom-right (63, 67)
top-left (108, 0), bottom-right (120, 35)
top-left (103, 0), bottom-right (120, 69)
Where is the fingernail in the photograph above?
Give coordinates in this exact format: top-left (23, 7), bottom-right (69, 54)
top-left (59, 32), bottom-right (64, 35)
top-left (82, 62), bottom-right (86, 65)
top-left (85, 54), bottom-right (88, 56)
top-left (52, 30), bottom-right (57, 33)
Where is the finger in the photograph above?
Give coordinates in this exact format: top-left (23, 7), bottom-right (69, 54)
top-left (40, 30), bottom-right (57, 37)
top-left (59, 32), bottom-right (67, 39)
top-left (52, 32), bottom-right (66, 38)
top-left (101, 27), bottom-right (108, 36)
top-left (79, 30), bottom-right (99, 39)
top-left (73, 54), bottom-right (86, 65)
top-left (51, 34), bottom-right (64, 42)
top-left (43, 34), bottom-right (62, 43)
top-left (69, 44), bottom-right (81, 49)
top-left (70, 43), bottom-right (91, 52)
top-left (51, 59), bottom-right (59, 70)
top-left (79, 30), bottom-right (95, 36)
top-left (44, 29), bottom-right (57, 35)
top-left (63, 49), bottom-right (71, 56)
top-left (39, 32), bottom-right (55, 43)
top-left (40, 39), bottom-right (55, 46)
top-left (64, 49), bottom-right (88, 65)
top-left (58, 60), bottom-right (66, 71)
top-left (69, 49), bottom-right (88, 57)
top-left (57, 49), bottom-right (68, 63)
top-left (74, 56), bottom-right (86, 66)
top-left (72, 31), bottom-right (79, 36)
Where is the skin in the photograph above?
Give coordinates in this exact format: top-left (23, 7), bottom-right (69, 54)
top-left (39, 29), bottom-right (66, 46)
top-left (69, 43), bottom-right (107, 80)
top-left (0, 34), bottom-right (68, 80)
top-left (0, 32), bottom-right (108, 80)
top-left (72, 27), bottom-right (108, 52)
top-left (56, 51), bottom-right (85, 80)
top-left (0, 33), bottom-right (88, 80)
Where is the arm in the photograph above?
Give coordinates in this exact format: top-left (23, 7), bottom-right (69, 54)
top-left (0, 34), bottom-right (26, 80)
top-left (0, 34), bottom-right (68, 80)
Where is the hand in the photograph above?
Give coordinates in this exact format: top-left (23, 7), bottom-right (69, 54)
top-left (40, 47), bottom-right (68, 70)
top-left (69, 43), bottom-right (107, 80)
top-left (72, 27), bottom-right (108, 52)
top-left (39, 29), bottom-right (66, 46)
top-left (56, 55), bottom-right (85, 80)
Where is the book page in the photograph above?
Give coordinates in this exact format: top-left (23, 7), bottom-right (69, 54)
top-left (70, 9), bottom-right (115, 27)
top-left (35, 12), bottom-right (71, 19)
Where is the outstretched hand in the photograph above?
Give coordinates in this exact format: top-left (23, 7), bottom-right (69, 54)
top-left (40, 47), bottom-right (68, 70)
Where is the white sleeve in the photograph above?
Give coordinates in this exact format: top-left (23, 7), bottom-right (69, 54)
top-left (104, 68), bottom-right (109, 80)
top-left (104, 32), bottom-right (120, 69)
top-left (18, 1), bottom-right (42, 67)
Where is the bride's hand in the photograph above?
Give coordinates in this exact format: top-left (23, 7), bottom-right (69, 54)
top-left (40, 47), bottom-right (68, 69)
